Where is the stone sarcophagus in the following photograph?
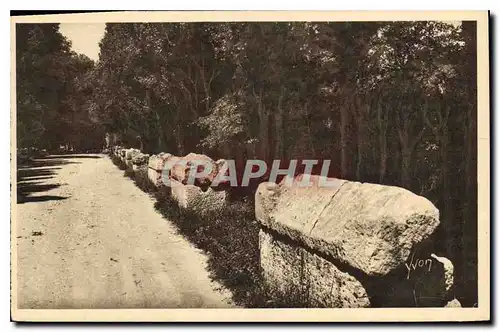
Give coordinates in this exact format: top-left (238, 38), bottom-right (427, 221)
top-left (146, 152), bottom-right (228, 212)
top-left (125, 148), bottom-right (141, 169)
top-left (131, 152), bottom-right (149, 171)
top-left (113, 146), bottom-right (123, 158)
top-left (119, 148), bottom-right (127, 163)
top-left (255, 175), bottom-right (459, 308)
top-left (147, 153), bottom-right (174, 187)
top-left (170, 178), bottom-right (226, 214)
top-left (170, 153), bottom-right (220, 187)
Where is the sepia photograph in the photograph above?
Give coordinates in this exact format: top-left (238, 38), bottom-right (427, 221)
top-left (10, 11), bottom-right (490, 322)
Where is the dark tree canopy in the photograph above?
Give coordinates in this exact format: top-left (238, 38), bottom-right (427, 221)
top-left (16, 23), bottom-right (102, 151)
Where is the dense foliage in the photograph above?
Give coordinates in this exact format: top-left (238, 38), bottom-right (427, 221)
top-left (16, 24), bottom-right (103, 151)
top-left (16, 21), bottom-right (478, 306)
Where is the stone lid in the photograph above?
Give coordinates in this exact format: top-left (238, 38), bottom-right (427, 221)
top-left (255, 176), bottom-right (440, 276)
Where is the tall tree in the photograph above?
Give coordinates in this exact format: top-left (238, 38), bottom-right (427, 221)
top-left (16, 23), bottom-right (72, 149)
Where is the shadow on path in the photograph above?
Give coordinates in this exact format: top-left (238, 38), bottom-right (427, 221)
top-left (41, 154), bottom-right (102, 159)
top-left (17, 167), bottom-right (60, 179)
top-left (16, 160), bottom-right (70, 204)
top-left (17, 159), bottom-right (80, 169)
top-left (17, 195), bottom-right (68, 204)
top-left (18, 175), bottom-right (54, 182)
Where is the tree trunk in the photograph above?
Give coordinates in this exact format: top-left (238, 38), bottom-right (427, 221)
top-left (379, 139), bottom-right (387, 183)
top-left (139, 137), bottom-right (144, 151)
top-left (154, 110), bottom-right (164, 151)
top-left (255, 88), bottom-right (269, 162)
top-left (401, 148), bottom-right (412, 189)
top-left (398, 101), bottom-right (426, 190)
top-left (175, 123), bottom-right (184, 156)
top-left (355, 98), bottom-right (371, 181)
top-left (145, 88), bottom-right (164, 152)
top-left (305, 102), bottom-right (316, 157)
top-left (355, 103), bottom-right (366, 181)
top-left (340, 101), bottom-right (349, 179)
top-left (440, 126), bottom-right (453, 254)
top-left (275, 87), bottom-right (286, 160)
top-left (377, 101), bottom-right (388, 184)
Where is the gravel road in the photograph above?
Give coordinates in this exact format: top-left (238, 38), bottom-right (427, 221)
top-left (15, 154), bottom-right (235, 309)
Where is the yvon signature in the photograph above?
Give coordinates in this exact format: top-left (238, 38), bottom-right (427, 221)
top-left (405, 252), bottom-right (433, 279)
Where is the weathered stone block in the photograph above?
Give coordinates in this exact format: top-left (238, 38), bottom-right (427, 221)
top-left (125, 159), bottom-right (134, 169)
top-left (133, 164), bottom-right (148, 180)
top-left (125, 148), bottom-right (141, 160)
top-left (170, 153), bottom-right (219, 187)
top-left (113, 146), bottom-right (122, 157)
top-left (119, 148), bottom-right (127, 163)
top-left (259, 229), bottom-right (370, 308)
top-left (132, 153), bottom-right (149, 166)
top-left (147, 153), bottom-right (173, 187)
top-left (255, 175), bottom-right (452, 307)
top-left (170, 178), bottom-right (226, 213)
top-left (256, 176), bottom-right (440, 276)
top-left (148, 153), bottom-right (173, 170)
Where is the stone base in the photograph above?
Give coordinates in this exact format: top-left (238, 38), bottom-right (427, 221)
top-left (133, 164), bottom-right (147, 173)
top-left (170, 179), bottom-right (226, 213)
top-left (147, 167), bottom-right (162, 187)
top-left (125, 159), bottom-right (134, 169)
top-left (259, 229), bottom-right (370, 308)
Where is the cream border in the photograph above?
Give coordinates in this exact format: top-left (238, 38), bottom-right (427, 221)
top-left (10, 10), bottom-right (490, 322)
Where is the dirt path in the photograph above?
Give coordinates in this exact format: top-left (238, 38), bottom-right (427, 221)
top-left (15, 154), bottom-right (235, 309)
